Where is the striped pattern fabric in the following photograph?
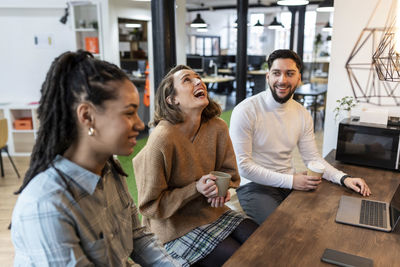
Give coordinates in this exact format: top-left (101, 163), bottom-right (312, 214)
top-left (165, 210), bottom-right (245, 266)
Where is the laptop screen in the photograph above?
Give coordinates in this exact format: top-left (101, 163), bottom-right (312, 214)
top-left (390, 184), bottom-right (400, 229)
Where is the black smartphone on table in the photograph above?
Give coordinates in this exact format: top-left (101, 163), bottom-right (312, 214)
top-left (321, 248), bottom-right (373, 267)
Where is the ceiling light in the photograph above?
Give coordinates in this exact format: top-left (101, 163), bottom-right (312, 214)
top-left (125, 23), bottom-right (142, 28)
top-left (234, 19), bottom-right (251, 28)
top-left (322, 21), bottom-right (332, 32)
top-left (316, 0), bottom-right (334, 12)
top-left (190, 13), bottom-right (207, 28)
top-left (254, 20), bottom-right (264, 27)
top-left (277, 0), bottom-right (309, 6)
top-left (268, 17), bottom-right (284, 29)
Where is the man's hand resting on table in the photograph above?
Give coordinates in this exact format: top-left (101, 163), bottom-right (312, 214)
top-left (343, 177), bottom-right (371, 196)
top-left (293, 171), bottom-right (322, 191)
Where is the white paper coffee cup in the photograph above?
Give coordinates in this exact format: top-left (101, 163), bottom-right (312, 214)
top-left (307, 161), bottom-right (325, 178)
top-left (210, 171), bottom-right (231, 197)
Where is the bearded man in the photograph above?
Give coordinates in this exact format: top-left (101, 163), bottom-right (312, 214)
top-left (229, 49), bottom-right (371, 225)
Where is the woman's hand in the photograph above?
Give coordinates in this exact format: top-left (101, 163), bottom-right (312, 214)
top-left (207, 190), bottom-right (231, 208)
top-left (344, 177), bottom-right (371, 196)
top-left (196, 174), bottom-right (218, 198)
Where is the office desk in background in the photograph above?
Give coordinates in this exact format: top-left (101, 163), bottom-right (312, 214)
top-left (202, 75), bottom-right (235, 94)
top-left (248, 70), bottom-right (268, 95)
top-left (294, 83), bottom-right (328, 129)
top-left (218, 69), bottom-right (268, 95)
top-left (201, 75), bottom-right (235, 84)
top-left (224, 150), bottom-right (400, 267)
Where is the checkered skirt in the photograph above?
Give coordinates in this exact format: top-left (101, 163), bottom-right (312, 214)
top-left (165, 210), bottom-right (246, 266)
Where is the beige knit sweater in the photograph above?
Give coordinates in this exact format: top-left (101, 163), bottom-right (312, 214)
top-left (133, 117), bottom-right (240, 243)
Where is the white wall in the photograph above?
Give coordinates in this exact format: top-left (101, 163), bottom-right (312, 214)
top-left (322, 0), bottom-right (400, 156)
top-left (0, 1), bottom-right (74, 103)
top-left (0, 0), bottom-right (187, 124)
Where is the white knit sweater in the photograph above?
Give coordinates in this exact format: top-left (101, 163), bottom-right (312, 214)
top-left (229, 89), bottom-right (345, 188)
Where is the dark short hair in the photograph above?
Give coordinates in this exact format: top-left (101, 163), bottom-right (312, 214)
top-left (267, 49), bottom-right (303, 72)
top-left (152, 65), bottom-right (221, 126)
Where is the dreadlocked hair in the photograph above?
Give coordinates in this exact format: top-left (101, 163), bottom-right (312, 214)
top-left (16, 50), bottom-right (128, 194)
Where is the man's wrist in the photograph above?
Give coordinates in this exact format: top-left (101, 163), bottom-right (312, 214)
top-left (340, 175), bottom-right (351, 186)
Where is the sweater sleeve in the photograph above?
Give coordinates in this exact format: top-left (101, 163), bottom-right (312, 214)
top-left (297, 109), bottom-right (345, 185)
top-left (229, 104), bottom-right (293, 189)
top-left (214, 119), bottom-right (241, 189)
top-left (133, 139), bottom-right (201, 220)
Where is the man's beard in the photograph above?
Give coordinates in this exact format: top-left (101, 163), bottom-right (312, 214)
top-left (269, 84), bottom-right (296, 104)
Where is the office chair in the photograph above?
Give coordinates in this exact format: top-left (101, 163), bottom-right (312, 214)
top-left (0, 118), bottom-right (20, 178)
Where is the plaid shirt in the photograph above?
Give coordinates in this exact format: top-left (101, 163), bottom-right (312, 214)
top-left (11, 155), bottom-right (178, 267)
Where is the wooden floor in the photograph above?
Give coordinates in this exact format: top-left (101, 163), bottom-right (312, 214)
top-left (0, 131), bottom-right (323, 265)
top-left (0, 156), bottom-right (29, 266)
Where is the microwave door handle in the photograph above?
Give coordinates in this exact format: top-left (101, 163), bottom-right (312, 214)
top-left (396, 135), bottom-right (400, 170)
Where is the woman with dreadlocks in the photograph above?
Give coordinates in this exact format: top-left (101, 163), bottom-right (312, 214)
top-left (11, 50), bottom-right (178, 266)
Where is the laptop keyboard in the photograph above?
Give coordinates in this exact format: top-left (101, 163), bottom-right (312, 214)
top-left (359, 200), bottom-right (387, 228)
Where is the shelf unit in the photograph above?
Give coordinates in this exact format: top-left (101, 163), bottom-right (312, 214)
top-left (0, 104), bottom-right (39, 156)
top-left (70, 1), bottom-right (103, 59)
top-left (118, 18), bottom-right (148, 73)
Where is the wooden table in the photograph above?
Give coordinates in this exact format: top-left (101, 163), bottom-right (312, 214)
top-left (201, 75), bottom-right (235, 84)
top-left (224, 150), bottom-right (400, 267)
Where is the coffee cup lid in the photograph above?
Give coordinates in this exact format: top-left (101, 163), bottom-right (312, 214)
top-left (307, 161), bottom-right (325, 173)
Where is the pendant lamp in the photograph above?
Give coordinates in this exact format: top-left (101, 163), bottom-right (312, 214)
top-left (322, 21), bottom-right (332, 32)
top-left (268, 17), bottom-right (284, 29)
top-left (254, 20), bottom-right (264, 27)
top-left (190, 13), bottom-right (207, 28)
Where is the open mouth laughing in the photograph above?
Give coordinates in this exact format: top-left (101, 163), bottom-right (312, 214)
top-left (194, 88), bottom-right (207, 98)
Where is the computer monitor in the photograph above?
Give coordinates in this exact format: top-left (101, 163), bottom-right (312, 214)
top-left (218, 55), bottom-right (236, 68)
top-left (186, 56), bottom-right (203, 72)
top-left (248, 55), bottom-right (266, 70)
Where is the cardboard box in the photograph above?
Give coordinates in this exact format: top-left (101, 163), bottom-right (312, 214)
top-left (85, 37), bottom-right (99, 54)
top-left (14, 117), bottom-right (33, 130)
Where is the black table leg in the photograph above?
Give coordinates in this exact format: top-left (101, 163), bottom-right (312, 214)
top-left (0, 149), bottom-right (4, 177)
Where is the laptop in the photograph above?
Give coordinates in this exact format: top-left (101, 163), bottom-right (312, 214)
top-left (336, 184), bottom-right (400, 232)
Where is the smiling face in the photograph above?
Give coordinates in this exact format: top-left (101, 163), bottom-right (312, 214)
top-left (171, 69), bottom-right (209, 116)
top-left (92, 79), bottom-right (145, 156)
top-left (266, 58), bottom-right (301, 104)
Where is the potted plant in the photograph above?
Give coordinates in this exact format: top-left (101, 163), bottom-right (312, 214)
top-left (333, 96), bottom-right (356, 122)
top-left (314, 33), bottom-right (323, 56)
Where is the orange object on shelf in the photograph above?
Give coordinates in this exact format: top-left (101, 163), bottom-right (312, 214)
top-left (85, 37), bottom-right (99, 54)
top-left (14, 117), bottom-right (33, 130)
top-left (143, 62), bottom-right (150, 107)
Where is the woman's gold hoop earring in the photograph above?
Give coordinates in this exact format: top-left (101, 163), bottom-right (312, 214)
top-left (88, 127), bottom-right (95, 136)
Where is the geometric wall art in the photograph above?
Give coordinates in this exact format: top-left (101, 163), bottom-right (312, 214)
top-left (345, 0), bottom-right (400, 106)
